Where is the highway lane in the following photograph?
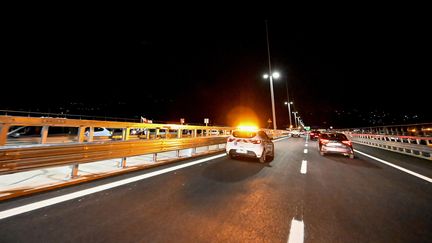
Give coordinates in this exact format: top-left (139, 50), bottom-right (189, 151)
top-left (0, 137), bottom-right (431, 242)
top-left (302, 138), bottom-right (432, 242)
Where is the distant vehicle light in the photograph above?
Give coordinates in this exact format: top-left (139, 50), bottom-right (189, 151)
top-left (342, 140), bottom-right (352, 146)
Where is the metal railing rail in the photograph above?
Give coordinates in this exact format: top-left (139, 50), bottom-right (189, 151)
top-left (0, 115), bottom-right (237, 146)
top-left (347, 133), bottom-right (432, 160)
top-left (339, 123), bottom-right (432, 137)
top-left (0, 115), bottom-right (288, 177)
top-left (0, 136), bottom-right (227, 175)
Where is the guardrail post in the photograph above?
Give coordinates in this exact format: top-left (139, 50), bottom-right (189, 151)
top-left (122, 128), bottom-right (130, 141)
top-left (120, 128), bottom-right (130, 168)
top-left (71, 126), bottom-right (86, 178)
top-left (193, 129), bottom-right (197, 138)
top-left (77, 126), bottom-right (85, 143)
top-left (88, 127), bottom-right (94, 142)
top-left (40, 126), bottom-right (49, 144)
top-left (177, 129), bottom-right (182, 139)
top-left (153, 153), bottom-right (157, 162)
top-left (166, 129), bottom-right (170, 139)
top-left (0, 124), bottom-right (10, 146)
top-left (71, 164), bottom-right (79, 178)
top-left (156, 129), bottom-right (160, 139)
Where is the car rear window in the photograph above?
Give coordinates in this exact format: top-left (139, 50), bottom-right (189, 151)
top-left (320, 133), bottom-right (348, 140)
top-left (233, 131), bottom-right (257, 138)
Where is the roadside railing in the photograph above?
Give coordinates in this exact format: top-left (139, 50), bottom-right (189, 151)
top-left (0, 136), bottom-right (227, 176)
top-left (0, 115), bottom-right (236, 146)
top-left (347, 133), bottom-right (432, 160)
top-left (0, 116), bottom-right (288, 177)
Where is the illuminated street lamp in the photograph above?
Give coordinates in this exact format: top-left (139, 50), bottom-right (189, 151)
top-left (284, 101), bottom-right (293, 128)
top-left (263, 72), bottom-right (279, 130)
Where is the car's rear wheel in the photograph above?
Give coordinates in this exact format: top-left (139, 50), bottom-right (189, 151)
top-left (267, 154), bottom-right (274, 162)
top-left (259, 150), bottom-right (267, 163)
top-left (266, 145), bottom-right (275, 162)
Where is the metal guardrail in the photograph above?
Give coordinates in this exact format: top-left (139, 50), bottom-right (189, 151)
top-left (347, 133), bottom-right (432, 160)
top-left (0, 136), bottom-right (227, 175)
top-left (340, 123), bottom-right (432, 137)
top-left (0, 115), bottom-right (237, 146)
top-left (0, 115), bottom-right (287, 177)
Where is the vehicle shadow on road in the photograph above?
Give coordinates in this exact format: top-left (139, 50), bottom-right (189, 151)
top-left (324, 154), bottom-right (382, 169)
top-left (202, 158), bottom-right (267, 183)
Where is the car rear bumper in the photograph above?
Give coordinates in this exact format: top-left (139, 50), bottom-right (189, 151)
top-left (321, 145), bottom-right (353, 154)
top-left (227, 149), bottom-right (260, 158)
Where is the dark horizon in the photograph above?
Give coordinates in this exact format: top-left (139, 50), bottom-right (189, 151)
top-left (2, 18), bottom-right (431, 128)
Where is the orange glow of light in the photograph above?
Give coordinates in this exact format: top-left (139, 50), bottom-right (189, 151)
top-left (237, 125), bottom-right (259, 131)
top-left (226, 106), bottom-right (260, 128)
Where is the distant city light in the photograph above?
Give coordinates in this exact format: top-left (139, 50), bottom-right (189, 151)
top-left (263, 74), bottom-right (269, 79)
top-left (272, 72), bottom-right (280, 79)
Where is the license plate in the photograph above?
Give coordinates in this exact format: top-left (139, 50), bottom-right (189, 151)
top-left (236, 149), bottom-right (247, 154)
top-left (328, 143), bottom-right (341, 146)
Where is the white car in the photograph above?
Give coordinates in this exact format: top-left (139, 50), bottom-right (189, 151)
top-left (290, 129), bottom-right (301, 137)
top-left (226, 129), bottom-right (274, 163)
top-left (85, 127), bottom-right (112, 137)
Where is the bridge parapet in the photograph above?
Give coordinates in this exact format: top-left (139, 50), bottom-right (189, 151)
top-left (347, 133), bottom-right (432, 160)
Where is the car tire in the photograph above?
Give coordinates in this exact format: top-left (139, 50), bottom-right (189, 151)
top-left (259, 150), bottom-right (267, 163)
top-left (228, 153), bottom-right (235, 159)
top-left (267, 154), bottom-right (274, 162)
top-left (266, 145), bottom-right (274, 162)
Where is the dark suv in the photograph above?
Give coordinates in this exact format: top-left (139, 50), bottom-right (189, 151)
top-left (318, 132), bottom-right (354, 159)
top-left (309, 130), bottom-right (321, 140)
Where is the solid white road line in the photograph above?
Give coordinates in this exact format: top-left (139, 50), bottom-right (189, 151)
top-left (303, 149), bottom-right (308, 154)
top-left (0, 154), bottom-right (226, 220)
top-left (354, 149), bottom-right (432, 183)
top-left (300, 160), bottom-right (307, 174)
top-left (287, 218), bottom-right (304, 243)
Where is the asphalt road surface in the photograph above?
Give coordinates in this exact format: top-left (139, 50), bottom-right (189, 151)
top-left (0, 137), bottom-right (431, 242)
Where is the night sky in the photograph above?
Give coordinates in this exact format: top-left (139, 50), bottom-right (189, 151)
top-left (2, 17), bottom-right (431, 128)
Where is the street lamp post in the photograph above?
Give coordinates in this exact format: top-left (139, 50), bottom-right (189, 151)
top-left (292, 111), bottom-right (298, 128)
top-left (263, 72), bottom-right (279, 130)
top-left (264, 20), bottom-right (277, 131)
top-left (284, 101), bottom-right (293, 129)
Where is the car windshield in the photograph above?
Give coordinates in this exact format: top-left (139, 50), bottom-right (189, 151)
top-left (321, 133), bottom-right (348, 140)
top-left (233, 131), bottom-right (257, 138)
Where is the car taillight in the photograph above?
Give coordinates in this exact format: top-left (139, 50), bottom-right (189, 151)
top-left (342, 140), bottom-right (352, 146)
top-left (227, 137), bottom-right (235, 142)
top-left (251, 139), bottom-right (262, 144)
top-left (320, 139), bottom-right (329, 144)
